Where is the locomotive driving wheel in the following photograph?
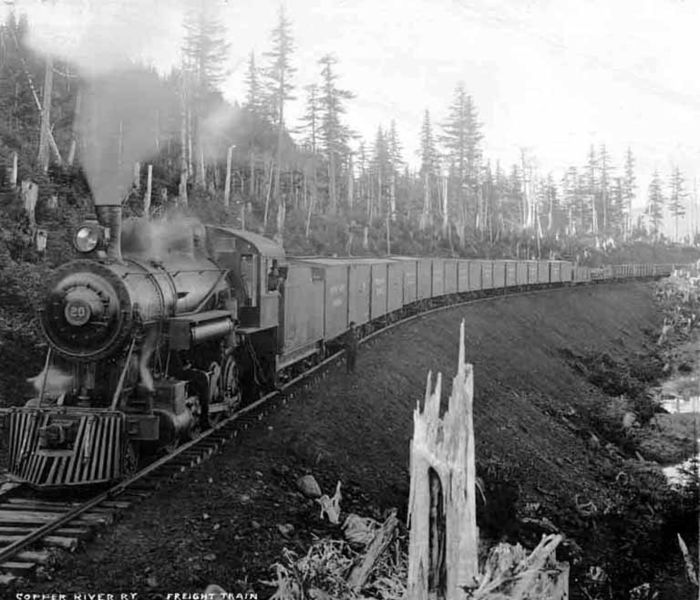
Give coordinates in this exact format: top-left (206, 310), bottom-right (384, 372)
top-left (222, 355), bottom-right (242, 413)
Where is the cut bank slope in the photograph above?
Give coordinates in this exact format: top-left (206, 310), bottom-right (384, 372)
top-left (29, 282), bottom-right (684, 598)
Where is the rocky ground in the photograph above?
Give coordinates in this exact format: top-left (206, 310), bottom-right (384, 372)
top-left (7, 281), bottom-right (699, 600)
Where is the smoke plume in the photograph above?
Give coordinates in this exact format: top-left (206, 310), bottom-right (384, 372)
top-left (122, 212), bottom-right (207, 260)
top-left (19, 0), bottom-right (186, 207)
top-left (79, 69), bottom-right (171, 207)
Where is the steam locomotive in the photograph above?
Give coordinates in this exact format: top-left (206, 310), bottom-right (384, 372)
top-left (2, 203), bottom-right (672, 489)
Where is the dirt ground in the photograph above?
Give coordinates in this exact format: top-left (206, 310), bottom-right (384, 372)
top-left (12, 282), bottom-right (697, 600)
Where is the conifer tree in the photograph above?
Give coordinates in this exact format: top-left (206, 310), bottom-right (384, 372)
top-left (318, 54), bottom-right (354, 213)
top-left (419, 109), bottom-right (438, 230)
top-left (182, 1), bottom-right (230, 188)
top-left (598, 144), bottom-right (612, 233)
top-left (584, 146), bottom-right (598, 234)
top-left (440, 83), bottom-right (482, 234)
top-left (646, 170), bottom-right (665, 239)
top-left (668, 166), bottom-right (687, 242)
top-left (622, 148), bottom-right (636, 239)
top-left (610, 176), bottom-right (625, 237)
top-left (264, 5), bottom-right (296, 224)
top-left (387, 120), bottom-right (403, 221)
top-left (561, 167), bottom-right (579, 235)
top-left (297, 84), bottom-right (320, 153)
top-left (370, 126), bottom-right (390, 221)
top-left (244, 52), bottom-right (266, 118)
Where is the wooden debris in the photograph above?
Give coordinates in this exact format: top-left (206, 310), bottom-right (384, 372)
top-left (317, 481), bottom-right (342, 524)
top-left (347, 509), bottom-right (398, 593)
top-left (466, 534), bottom-right (568, 600)
top-left (342, 514), bottom-right (380, 547)
top-left (677, 533), bottom-right (698, 585)
top-left (520, 516), bottom-right (559, 533)
top-left (0, 561), bottom-right (36, 577)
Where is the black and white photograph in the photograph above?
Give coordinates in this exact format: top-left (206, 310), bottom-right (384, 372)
top-left (0, 0), bottom-right (699, 598)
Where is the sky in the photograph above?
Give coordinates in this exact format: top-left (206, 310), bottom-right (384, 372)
top-left (4, 0), bottom-right (700, 233)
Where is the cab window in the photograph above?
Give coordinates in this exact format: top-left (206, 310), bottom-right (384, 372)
top-left (240, 254), bottom-right (257, 305)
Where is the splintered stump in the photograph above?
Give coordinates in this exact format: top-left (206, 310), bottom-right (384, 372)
top-left (407, 319), bottom-right (478, 600)
top-left (407, 320), bottom-right (570, 600)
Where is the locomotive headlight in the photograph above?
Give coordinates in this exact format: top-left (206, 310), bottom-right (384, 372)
top-left (74, 225), bottom-right (100, 253)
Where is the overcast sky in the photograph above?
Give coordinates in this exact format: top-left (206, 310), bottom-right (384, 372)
top-left (5, 0), bottom-right (700, 221)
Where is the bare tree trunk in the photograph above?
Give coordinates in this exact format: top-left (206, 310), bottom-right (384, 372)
top-left (390, 171), bottom-right (396, 222)
top-left (9, 152), bottom-right (18, 190)
top-left (602, 186), bottom-right (607, 233)
top-left (67, 88), bottom-right (81, 167)
top-left (143, 164), bottom-right (152, 218)
top-left (385, 213), bottom-right (391, 255)
top-left (263, 158), bottom-right (274, 230)
top-left (10, 28), bottom-right (62, 165)
top-left (590, 194), bottom-right (598, 235)
top-left (178, 81), bottom-right (189, 207)
top-left (249, 148), bottom-right (256, 197)
top-left (21, 180), bottom-right (39, 228)
top-left (305, 191), bottom-right (314, 238)
top-left (133, 162), bottom-right (141, 191)
top-left (274, 94), bottom-right (284, 216)
top-left (187, 108), bottom-right (193, 180)
top-left (347, 154), bottom-right (354, 210)
top-left (302, 169), bottom-right (308, 212)
top-left (420, 171), bottom-right (430, 231)
top-left (376, 166), bottom-right (382, 224)
top-left (155, 109), bottom-right (160, 153)
top-left (442, 175), bottom-right (449, 237)
top-left (329, 151), bottom-right (337, 213)
top-left (224, 145), bottom-right (233, 208)
top-left (37, 56), bottom-right (53, 173)
top-left (198, 146), bottom-right (206, 189)
top-left (118, 120), bottom-right (124, 171)
top-left (366, 173), bottom-right (372, 222)
top-left (276, 194), bottom-right (286, 243)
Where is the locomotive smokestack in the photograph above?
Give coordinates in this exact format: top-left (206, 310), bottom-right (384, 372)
top-left (95, 205), bottom-right (123, 262)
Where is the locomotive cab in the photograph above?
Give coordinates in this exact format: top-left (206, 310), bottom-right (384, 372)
top-left (205, 226), bottom-right (286, 332)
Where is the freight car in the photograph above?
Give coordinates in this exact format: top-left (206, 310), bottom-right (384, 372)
top-left (2, 207), bottom-right (673, 489)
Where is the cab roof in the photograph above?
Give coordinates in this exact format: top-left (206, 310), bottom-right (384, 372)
top-left (206, 226), bottom-right (286, 261)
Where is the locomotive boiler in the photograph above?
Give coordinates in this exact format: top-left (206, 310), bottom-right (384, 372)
top-left (5, 204), bottom-right (287, 489)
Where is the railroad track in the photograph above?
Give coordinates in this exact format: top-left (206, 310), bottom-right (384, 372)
top-left (0, 278), bottom-right (656, 584)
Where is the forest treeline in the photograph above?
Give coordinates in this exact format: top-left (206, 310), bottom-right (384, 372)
top-left (1, 5), bottom-right (699, 398)
top-left (1, 5), bottom-right (698, 264)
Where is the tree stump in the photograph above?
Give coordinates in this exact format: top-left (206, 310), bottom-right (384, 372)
top-left (407, 319), bottom-right (478, 600)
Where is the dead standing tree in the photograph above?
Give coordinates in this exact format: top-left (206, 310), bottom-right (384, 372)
top-left (407, 319), bottom-right (478, 599)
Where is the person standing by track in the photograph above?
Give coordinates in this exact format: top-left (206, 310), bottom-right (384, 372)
top-left (344, 321), bottom-right (359, 374)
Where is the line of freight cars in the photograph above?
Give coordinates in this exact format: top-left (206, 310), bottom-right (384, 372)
top-left (275, 255), bottom-right (672, 373)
